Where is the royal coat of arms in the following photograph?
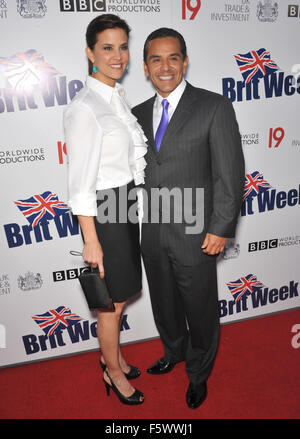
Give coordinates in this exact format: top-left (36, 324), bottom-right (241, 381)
top-left (257, 0), bottom-right (278, 22)
top-left (18, 271), bottom-right (43, 291)
top-left (17, 0), bottom-right (47, 18)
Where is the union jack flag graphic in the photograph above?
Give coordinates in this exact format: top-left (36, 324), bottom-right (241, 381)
top-left (0, 49), bottom-right (59, 91)
top-left (226, 274), bottom-right (264, 303)
top-left (234, 48), bottom-right (280, 84)
top-left (32, 306), bottom-right (83, 337)
top-left (243, 171), bottom-right (272, 201)
top-left (14, 191), bottom-right (69, 228)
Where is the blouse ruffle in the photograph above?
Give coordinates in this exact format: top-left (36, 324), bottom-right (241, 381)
top-left (112, 84), bottom-right (148, 185)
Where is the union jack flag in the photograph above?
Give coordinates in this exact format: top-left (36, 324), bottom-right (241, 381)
top-left (14, 191), bottom-right (69, 228)
top-left (0, 49), bottom-right (59, 91)
top-left (32, 306), bottom-right (83, 337)
top-left (234, 48), bottom-right (280, 84)
top-left (243, 171), bottom-right (272, 201)
top-left (226, 274), bottom-right (264, 303)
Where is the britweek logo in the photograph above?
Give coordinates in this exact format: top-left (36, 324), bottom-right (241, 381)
top-left (3, 190), bottom-right (79, 248)
top-left (241, 171), bottom-right (300, 217)
top-left (219, 276), bottom-right (299, 318)
top-left (0, 49), bottom-right (83, 113)
top-left (22, 306), bottom-right (130, 355)
top-left (222, 48), bottom-right (300, 102)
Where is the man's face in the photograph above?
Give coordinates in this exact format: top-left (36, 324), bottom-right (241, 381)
top-left (144, 36), bottom-right (189, 97)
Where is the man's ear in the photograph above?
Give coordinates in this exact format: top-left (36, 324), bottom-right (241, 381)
top-left (143, 62), bottom-right (149, 78)
top-left (183, 56), bottom-right (189, 74)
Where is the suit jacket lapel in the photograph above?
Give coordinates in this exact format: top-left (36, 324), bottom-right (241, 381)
top-left (138, 96), bottom-right (156, 155)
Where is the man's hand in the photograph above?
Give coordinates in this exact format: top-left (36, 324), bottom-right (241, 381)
top-left (201, 233), bottom-right (227, 255)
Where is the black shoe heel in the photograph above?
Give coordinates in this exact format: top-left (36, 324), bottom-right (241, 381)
top-left (103, 379), bottom-right (111, 396)
top-left (103, 370), bottom-right (144, 405)
top-left (100, 359), bottom-right (141, 380)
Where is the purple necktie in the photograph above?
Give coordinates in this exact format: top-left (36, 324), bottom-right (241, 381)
top-left (155, 99), bottom-right (169, 151)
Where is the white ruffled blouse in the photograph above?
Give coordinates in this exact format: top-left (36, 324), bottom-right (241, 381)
top-left (63, 76), bottom-right (147, 217)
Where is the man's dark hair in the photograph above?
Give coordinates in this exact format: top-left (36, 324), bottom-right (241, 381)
top-left (143, 28), bottom-right (187, 63)
top-left (86, 14), bottom-right (131, 51)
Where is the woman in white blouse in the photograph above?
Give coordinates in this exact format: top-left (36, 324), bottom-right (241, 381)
top-left (64, 14), bottom-right (147, 405)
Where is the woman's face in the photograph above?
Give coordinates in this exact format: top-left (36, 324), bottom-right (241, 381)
top-left (86, 27), bottom-right (129, 87)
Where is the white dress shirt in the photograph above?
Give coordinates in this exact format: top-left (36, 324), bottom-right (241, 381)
top-left (63, 76), bottom-right (147, 216)
top-left (153, 79), bottom-right (187, 136)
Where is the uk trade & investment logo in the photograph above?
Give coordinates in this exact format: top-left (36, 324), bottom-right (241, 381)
top-left (0, 49), bottom-right (83, 113)
top-left (59, 0), bottom-right (161, 14)
top-left (22, 305), bottom-right (130, 355)
top-left (219, 276), bottom-right (299, 318)
top-left (257, 0), bottom-right (278, 22)
top-left (222, 48), bottom-right (300, 102)
top-left (0, 274), bottom-right (10, 296)
top-left (3, 190), bottom-right (79, 248)
top-left (211, 0), bottom-right (250, 22)
top-left (17, 0), bottom-right (47, 18)
top-left (241, 171), bottom-right (300, 217)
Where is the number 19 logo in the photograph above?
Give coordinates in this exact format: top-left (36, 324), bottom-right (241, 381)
top-left (269, 127), bottom-right (285, 148)
top-left (182, 0), bottom-right (201, 20)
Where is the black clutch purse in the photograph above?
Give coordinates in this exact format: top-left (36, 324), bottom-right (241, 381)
top-left (70, 251), bottom-right (114, 310)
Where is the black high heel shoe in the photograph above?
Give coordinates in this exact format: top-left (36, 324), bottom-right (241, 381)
top-left (99, 358), bottom-right (141, 380)
top-left (103, 370), bottom-right (144, 405)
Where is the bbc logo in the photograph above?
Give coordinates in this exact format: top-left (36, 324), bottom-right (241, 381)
top-left (248, 239), bottom-right (278, 252)
top-left (53, 268), bottom-right (86, 282)
top-left (288, 5), bottom-right (300, 17)
top-left (60, 0), bottom-right (106, 12)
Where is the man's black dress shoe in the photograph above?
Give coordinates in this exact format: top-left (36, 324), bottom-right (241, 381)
top-left (186, 381), bottom-right (207, 409)
top-left (147, 358), bottom-right (175, 375)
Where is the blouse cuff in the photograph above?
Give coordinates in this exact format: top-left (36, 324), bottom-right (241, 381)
top-left (68, 192), bottom-right (97, 216)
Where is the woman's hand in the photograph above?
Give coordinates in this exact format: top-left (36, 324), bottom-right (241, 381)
top-left (82, 241), bottom-right (105, 278)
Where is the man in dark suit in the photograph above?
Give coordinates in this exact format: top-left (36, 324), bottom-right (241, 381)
top-left (132, 28), bottom-right (245, 409)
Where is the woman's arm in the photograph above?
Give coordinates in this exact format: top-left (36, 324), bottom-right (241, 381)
top-left (78, 215), bottom-right (105, 278)
top-left (64, 101), bottom-right (104, 276)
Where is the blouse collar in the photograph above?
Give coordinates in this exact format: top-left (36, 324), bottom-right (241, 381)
top-left (86, 75), bottom-right (124, 104)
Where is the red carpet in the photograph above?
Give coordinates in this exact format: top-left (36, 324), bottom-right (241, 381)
top-left (0, 308), bottom-right (299, 419)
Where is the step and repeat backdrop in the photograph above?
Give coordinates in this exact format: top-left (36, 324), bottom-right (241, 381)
top-left (0, 0), bottom-right (299, 367)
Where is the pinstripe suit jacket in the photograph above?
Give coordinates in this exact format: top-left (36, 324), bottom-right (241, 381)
top-left (132, 82), bottom-right (245, 265)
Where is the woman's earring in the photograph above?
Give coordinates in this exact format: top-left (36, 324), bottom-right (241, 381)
top-left (92, 65), bottom-right (98, 73)
top-left (125, 64), bottom-right (129, 72)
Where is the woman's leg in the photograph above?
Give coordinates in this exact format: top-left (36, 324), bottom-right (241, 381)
top-left (97, 301), bottom-right (140, 398)
top-left (100, 308), bottom-right (130, 374)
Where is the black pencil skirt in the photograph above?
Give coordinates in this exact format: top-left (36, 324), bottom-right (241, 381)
top-left (93, 180), bottom-right (142, 303)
